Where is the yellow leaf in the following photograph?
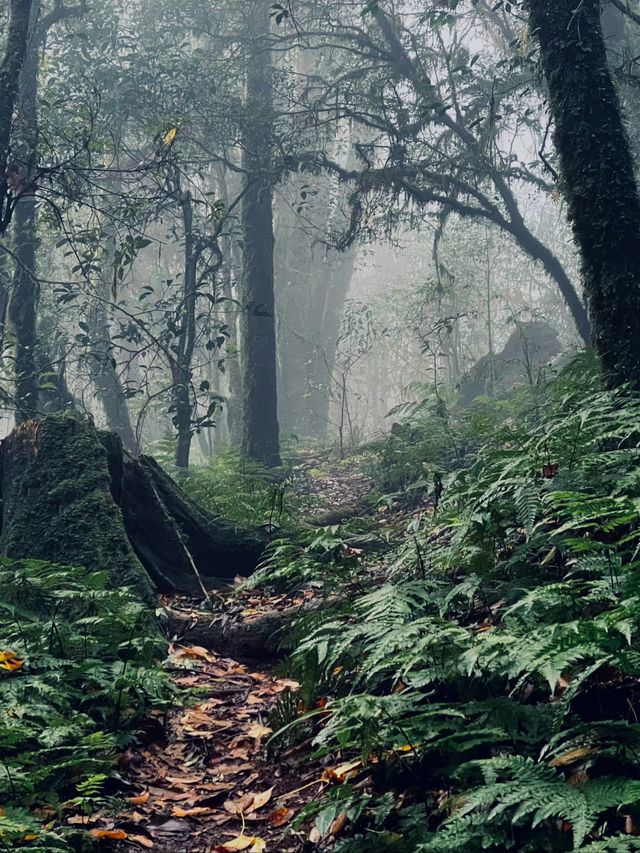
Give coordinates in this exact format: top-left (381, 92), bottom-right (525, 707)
top-left (215, 836), bottom-right (266, 852)
top-left (23, 835), bottom-right (39, 842)
top-left (129, 834), bottom-right (154, 848)
top-left (0, 651), bottom-right (24, 671)
top-left (172, 806), bottom-right (215, 818)
top-left (164, 127), bottom-right (178, 146)
top-left (550, 747), bottom-right (597, 767)
top-left (321, 759), bottom-right (362, 783)
top-left (245, 723), bottom-right (272, 740)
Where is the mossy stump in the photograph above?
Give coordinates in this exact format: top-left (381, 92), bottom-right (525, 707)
top-left (0, 412), bottom-right (266, 598)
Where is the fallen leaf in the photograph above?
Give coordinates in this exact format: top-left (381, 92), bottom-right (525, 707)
top-left (268, 807), bottom-right (294, 827)
top-left (172, 806), bottom-right (216, 818)
top-left (249, 787), bottom-right (274, 812)
top-left (330, 811), bottom-right (348, 836)
top-left (550, 747), bottom-right (597, 767)
top-left (175, 644), bottom-right (216, 663)
top-left (89, 829), bottom-right (127, 841)
top-left (224, 794), bottom-right (255, 816)
top-left (0, 650), bottom-right (24, 671)
top-left (215, 836), bottom-right (266, 852)
top-left (164, 127), bottom-right (178, 146)
top-left (245, 723), bottom-right (272, 746)
top-left (321, 759), bottom-right (362, 783)
top-left (128, 792), bottom-right (150, 805)
top-left (129, 835), bottom-right (154, 849)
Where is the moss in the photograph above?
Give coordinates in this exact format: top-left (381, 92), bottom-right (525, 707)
top-left (0, 411), bottom-right (153, 602)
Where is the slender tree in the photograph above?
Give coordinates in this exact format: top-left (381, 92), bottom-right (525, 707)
top-left (240, 0), bottom-right (281, 466)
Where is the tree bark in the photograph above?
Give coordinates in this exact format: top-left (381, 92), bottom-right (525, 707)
top-left (0, 0), bottom-right (33, 235)
top-left (528, 0), bottom-right (640, 386)
top-left (172, 189), bottom-right (197, 470)
top-left (0, 413), bottom-right (155, 601)
top-left (7, 3), bottom-right (39, 422)
top-left (89, 224), bottom-right (139, 454)
top-left (0, 412), bottom-right (267, 599)
top-left (240, 0), bottom-right (281, 467)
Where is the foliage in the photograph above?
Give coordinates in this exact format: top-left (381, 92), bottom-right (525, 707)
top-left (0, 558), bottom-right (173, 850)
top-left (180, 449), bottom-right (296, 530)
top-left (278, 357), bottom-right (640, 851)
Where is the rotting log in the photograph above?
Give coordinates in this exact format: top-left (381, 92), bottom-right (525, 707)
top-left (162, 595), bottom-right (335, 662)
top-left (0, 412), bottom-right (267, 597)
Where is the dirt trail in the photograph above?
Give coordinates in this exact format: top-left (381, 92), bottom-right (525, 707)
top-left (86, 455), bottom-right (375, 852)
top-left (112, 639), bottom-right (321, 852)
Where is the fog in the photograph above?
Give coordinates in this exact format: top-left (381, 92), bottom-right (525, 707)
top-left (0, 0), bottom-right (628, 467)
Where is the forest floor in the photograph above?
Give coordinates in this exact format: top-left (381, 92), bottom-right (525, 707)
top-left (84, 455), bottom-right (386, 853)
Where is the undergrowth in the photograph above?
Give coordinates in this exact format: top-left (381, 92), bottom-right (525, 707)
top-left (0, 559), bottom-right (173, 851)
top-left (182, 449), bottom-right (296, 530)
top-left (269, 354), bottom-right (640, 851)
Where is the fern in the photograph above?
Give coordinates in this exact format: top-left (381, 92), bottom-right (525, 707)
top-left (277, 360), bottom-right (640, 852)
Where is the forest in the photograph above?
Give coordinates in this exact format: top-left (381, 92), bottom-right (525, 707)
top-left (4, 0), bottom-right (640, 850)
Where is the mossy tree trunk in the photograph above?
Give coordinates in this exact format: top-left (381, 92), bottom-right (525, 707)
top-left (528, 0), bottom-right (640, 387)
top-left (0, 412), bottom-right (266, 600)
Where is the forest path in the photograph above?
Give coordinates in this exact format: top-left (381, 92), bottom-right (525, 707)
top-left (113, 633), bottom-right (321, 853)
top-left (102, 457), bottom-right (376, 852)
top-left (289, 448), bottom-right (374, 523)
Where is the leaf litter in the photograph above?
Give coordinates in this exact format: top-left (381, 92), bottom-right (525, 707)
top-left (75, 594), bottom-right (346, 852)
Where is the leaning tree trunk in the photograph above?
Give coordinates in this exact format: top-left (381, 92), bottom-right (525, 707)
top-left (528, 0), bottom-right (640, 387)
top-left (0, 412), bottom-right (267, 601)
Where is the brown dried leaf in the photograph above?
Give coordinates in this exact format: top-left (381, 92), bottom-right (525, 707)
top-left (172, 806), bottom-right (216, 818)
top-left (88, 829), bottom-right (127, 841)
top-left (129, 835), bottom-right (154, 849)
top-left (330, 811), bottom-right (348, 836)
top-left (268, 807), bottom-right (294, 827)
top-left (215, 836), bottom-right (266, 852)
top-left (128, 792), bottom-right (150, 805)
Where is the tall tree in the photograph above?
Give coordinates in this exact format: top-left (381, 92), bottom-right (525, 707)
top-left (240, 0), bottom-right (281, 466)
top-left (528, 0), bottom-right (640, 387)
top-left (0, 0), bottom-right (33, 236)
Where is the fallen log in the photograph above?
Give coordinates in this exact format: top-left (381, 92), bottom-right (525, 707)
top-left (162, 594), bottom-right (336, 662)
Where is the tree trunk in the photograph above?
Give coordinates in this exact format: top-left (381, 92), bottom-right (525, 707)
top-left (0, 0), bottom-right (33, 235)
top-left (240, 1), bottom-right (281, 467)
top-left (0, 412), bottom-right (267, 599)
top-left (7, 2), bottom-right (39, 422)
top-left (7, 192), bottom-right (38, 420)
top-left (172, 190), bottom-right (198, 471)
top-left (0, 413), bottom-right (154, 601)
top-left (528, 0), bottom-right (640, 387)
top-left (89, 225), bottom-right (139, 454)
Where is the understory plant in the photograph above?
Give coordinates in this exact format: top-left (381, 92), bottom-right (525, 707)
top-left (0, 559), bottom-right (172, 851)
top-left (281, 355), bottom-right (640, 851)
